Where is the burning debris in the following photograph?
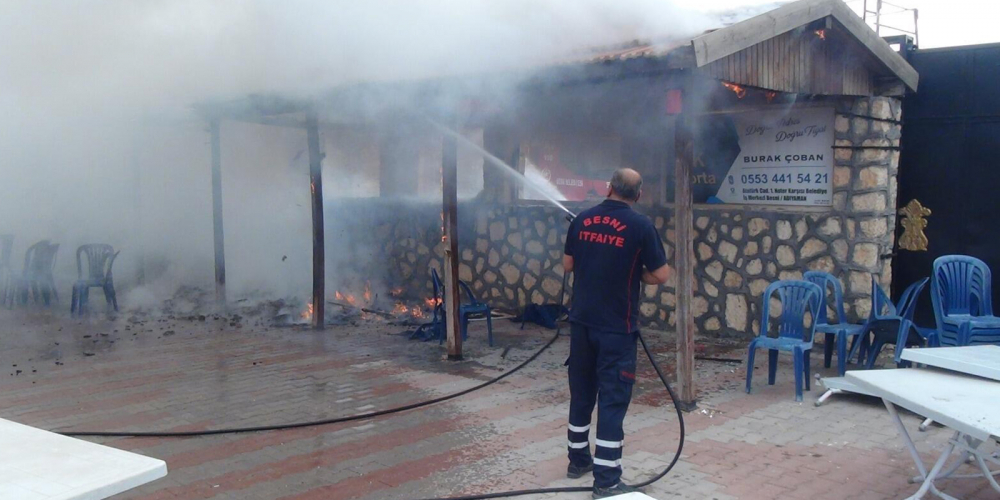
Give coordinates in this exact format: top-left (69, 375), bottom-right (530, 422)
top-left (721, 81), bottom-right (747, 99)
top-left (292, 281), bottom-right (440, 327)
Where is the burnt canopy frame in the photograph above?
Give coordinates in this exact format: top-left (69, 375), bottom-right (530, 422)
top-left (197, 97), bottom-right (327, 327)
top-left (305, 111), bottom-right (326, 330)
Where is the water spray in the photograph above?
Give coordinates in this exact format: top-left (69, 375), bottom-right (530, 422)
top-left (423, 116), bottom-right (578, 221)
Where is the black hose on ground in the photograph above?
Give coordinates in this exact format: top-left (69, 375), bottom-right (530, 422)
top-left (57, 261), bottom-right (686, 500)
top-left (56, 330), bottom-right (561, 438)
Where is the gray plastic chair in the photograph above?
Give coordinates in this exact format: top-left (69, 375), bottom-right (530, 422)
top-left (71, 244), bottom-right (120, 315)
top-left (8, 240), bottom-right (59, 307)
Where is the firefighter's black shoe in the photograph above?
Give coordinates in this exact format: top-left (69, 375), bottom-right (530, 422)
top-left (592, 482), bottom-right (642, 498)
top-left (566, 462), bottom-right (594, 479)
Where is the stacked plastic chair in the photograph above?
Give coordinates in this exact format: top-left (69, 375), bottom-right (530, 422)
top-left (930, 255), bottom-right (1000, 346)
top-left (8, 240), bottom-right (59, 307)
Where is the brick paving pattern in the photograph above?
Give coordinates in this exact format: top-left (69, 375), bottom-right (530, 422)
top-left (0, 309), bottom-right (995, 499)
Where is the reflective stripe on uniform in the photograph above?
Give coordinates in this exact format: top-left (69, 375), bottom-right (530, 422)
top-left (595, 438), bottom-right (624, 449)
top-left (568, 423), bottom-right (591, 433)
top-left (567, 440), bottom-right (589, 449)
top-left (593, 457), bottom-right (622, 468)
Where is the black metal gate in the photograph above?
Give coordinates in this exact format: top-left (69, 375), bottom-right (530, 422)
top-left (895, 43), bottom-right (1000, 325)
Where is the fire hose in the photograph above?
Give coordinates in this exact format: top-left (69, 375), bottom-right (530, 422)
top-left (57, 233), bottom-right (686, 499)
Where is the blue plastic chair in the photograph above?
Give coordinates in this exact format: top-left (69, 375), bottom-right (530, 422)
top-left (408, 269), bottom-right (445, 342)
top-left (931, 256), bottom-right (1000, 346)
top-left (803, 271), bottom-right (867, 376)
top-left (745, 280), bottom-right (823, 402)
top-left (8, 240), bottom-right (59, 307)
top-left (430, 269), bottom-right (494, 347)
top-left (71, 244), bottom-right (120, 316)
top-left (458, 281), bottom-right (494, 347)
top-left (861, 277), bottom-right (938, 368)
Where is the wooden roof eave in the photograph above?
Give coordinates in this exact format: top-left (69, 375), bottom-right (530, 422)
top-left (690, 0), bottom-right (918, 92)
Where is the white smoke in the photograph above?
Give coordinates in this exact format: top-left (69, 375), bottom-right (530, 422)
top-left (0, 0), bottom-right (752, 306)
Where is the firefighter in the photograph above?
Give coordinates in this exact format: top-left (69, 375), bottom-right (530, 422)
top-left (563, 168), bottom-right (671, 498)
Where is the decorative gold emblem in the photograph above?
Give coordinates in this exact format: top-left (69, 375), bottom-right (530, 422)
top-left (898, 199), bottom-right (931, 251)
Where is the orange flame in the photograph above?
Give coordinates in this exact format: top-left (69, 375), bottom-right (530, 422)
top-left (766, 91), bottom-right (778, 103)
top-left (335, 291), bottom-right (357, 306)
top-left (363, 281), bottom-right (372, 304)
top-left (815, 29), bottom-right (826, 40)
top-left (390, 287), bottom-right (404, 297)
top-left (722, 82), bottom-right (747, 99)
top-left (301, 303), bottom-right (314, 320)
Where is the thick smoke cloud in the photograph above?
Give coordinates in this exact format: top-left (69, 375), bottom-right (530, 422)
top-left (0, 0), bottom-right (744, 306)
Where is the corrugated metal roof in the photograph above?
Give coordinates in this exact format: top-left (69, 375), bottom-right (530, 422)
top-left (557, 2), bottom-right (787, 66)
top-left (558, 37), bottom-right (692, 66)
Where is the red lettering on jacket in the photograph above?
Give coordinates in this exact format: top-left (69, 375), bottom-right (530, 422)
top-left (578, 230), bottom-right (627, 248)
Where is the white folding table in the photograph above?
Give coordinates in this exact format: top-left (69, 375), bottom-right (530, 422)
top-left (0, 418), bottom-right (167, 499)
top-left (846, 365), bottom-right (1000, 499)
top-left (817, 345), bottom-right (1000, 409)
top-left (903, 345), bottom-right (1000, 431)
top-left (901, 345), bottom-right (1000, 380)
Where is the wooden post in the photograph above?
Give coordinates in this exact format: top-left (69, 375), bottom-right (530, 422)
top-left (306, 111), bottom-right (326, 330)
top-left (442, 127), bottom-right (462, 360)
top-left (209, 119), bottom-right (226, 307)
top-left (673, 112), bottom-right (697, 408)
top-left (131, 133), bottom-right (145, 286)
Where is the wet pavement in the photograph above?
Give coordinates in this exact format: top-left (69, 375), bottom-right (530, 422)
top-left (0, 307), bottom-right (995, 499)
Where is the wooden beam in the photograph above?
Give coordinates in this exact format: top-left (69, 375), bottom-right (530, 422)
top-left (306, 111), bottom-right (326, 330)
top-left (673, 113), bottom-right (697, 408)
top-left (209, 119), bottom-right (226, 307)
top-left (442, 127), bottom-right (463, 360)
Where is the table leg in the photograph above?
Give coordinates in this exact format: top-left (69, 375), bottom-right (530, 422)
top-left (973, 453), bottom-right (1000, 492)
top-left (920, 450), bottom-right (970, 482)
top-left (911, 433), bottom-right (959, 500)
top-left (814, 388), bottom-right (839, 407)
top-left (919, 418), bottom-right (935, 432)
top-left (950, 434), bottom-right (1000, 492)
top-left (885, 400), bottom-right (929, 480)
top-left (883, 400), bottom-right (967, 500)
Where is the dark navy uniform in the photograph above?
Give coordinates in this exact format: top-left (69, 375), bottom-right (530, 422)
top-left (564, 199), bottom-right (667, 488)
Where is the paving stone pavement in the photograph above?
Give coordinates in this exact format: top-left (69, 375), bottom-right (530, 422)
top-left (0, 308), bottom-right (996, 500)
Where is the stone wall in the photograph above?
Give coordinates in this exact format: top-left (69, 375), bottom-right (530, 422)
top-left (329, 97), bottom-right (902, 339)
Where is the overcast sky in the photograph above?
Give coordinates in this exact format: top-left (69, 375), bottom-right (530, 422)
top-left (701, 0), bottom-right (999, 49)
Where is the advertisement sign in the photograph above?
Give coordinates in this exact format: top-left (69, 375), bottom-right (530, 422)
top-left (703, 107), bottom-right (835, 206)
top-left (522, 138), bottom-right (618, 202)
